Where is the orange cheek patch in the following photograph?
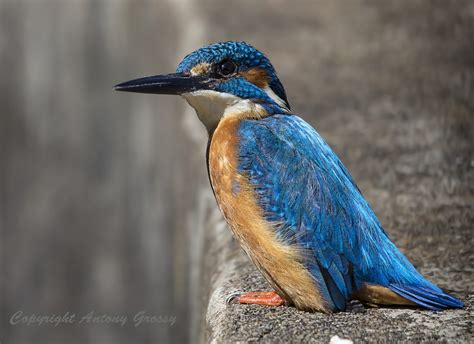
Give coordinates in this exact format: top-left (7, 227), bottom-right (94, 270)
top-left (240, 68), bottom-right (270, 88)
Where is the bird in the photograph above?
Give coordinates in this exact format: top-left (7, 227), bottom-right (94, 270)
top-left (114, 41), bottom-right (464, 313)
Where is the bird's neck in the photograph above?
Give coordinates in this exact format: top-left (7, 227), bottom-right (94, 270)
top-left (182, 90), bottom-right (287, 134)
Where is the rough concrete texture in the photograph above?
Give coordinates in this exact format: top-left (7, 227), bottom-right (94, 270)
top-left (197, 1), bottom-right (474, 342)
top-left (205, 250), bottom-right (472, 343)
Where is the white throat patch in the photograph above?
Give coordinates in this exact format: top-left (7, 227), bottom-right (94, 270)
top-left (263, 86), bottom-right (289, 111)
top-left (182, 90), bottom-right (266, 132)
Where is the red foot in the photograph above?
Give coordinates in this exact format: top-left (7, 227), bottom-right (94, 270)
top-left (237, 291), bottom-right (285, 306)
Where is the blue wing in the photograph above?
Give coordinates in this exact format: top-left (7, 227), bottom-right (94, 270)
top-left (238, 114), bottom-right (463, 311)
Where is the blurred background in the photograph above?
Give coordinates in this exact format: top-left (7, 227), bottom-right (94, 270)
top-left (1, 0), bottom-right (473, 343)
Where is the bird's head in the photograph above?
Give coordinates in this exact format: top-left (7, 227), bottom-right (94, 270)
top-left (115, 41), bottom-right (290, 133)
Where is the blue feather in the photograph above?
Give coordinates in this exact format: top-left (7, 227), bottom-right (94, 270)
top-left (238, 114), bottom-right (463, 311)
top-left (389, 284), bottom-right (464, 310)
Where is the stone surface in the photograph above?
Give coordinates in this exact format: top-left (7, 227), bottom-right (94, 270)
top-left (205, 247), bottom-right (472, 343)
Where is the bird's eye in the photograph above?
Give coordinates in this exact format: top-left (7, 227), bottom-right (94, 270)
top-left (218, 60), bottom-right (236, 76)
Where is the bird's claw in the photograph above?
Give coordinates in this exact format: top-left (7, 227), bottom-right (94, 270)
top-left (347, 299), bottom-right (367, 313)
top-left (226, 290), bottom-right (243, 305)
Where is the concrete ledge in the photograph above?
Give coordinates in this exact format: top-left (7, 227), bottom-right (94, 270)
top-left (203, 230), bottom-right (472, 343)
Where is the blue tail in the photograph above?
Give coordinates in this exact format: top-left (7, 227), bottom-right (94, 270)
top-left (389, 284), bottom-right (464, 311)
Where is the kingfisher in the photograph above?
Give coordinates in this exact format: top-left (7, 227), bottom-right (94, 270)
top-left (115, 41), bottom-right (463, 313)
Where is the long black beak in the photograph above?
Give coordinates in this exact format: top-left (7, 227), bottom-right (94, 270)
top-left (114, 73), bottom-right (214, 95)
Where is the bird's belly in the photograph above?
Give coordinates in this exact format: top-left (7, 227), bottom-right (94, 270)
top-left (208, 116), bottom-right (328, 312)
